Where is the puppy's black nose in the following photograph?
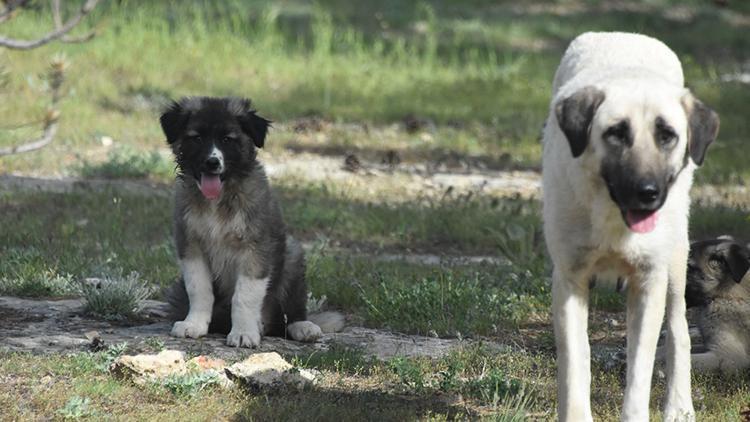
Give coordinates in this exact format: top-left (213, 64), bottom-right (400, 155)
top-left (205, 157), bottom-right (221, 171)
top-left (636, 181), bottom-right (660, 206)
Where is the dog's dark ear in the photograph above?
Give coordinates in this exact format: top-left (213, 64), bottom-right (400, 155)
top-left (160, 100), bottom-right (190, 144)
top-left (723, 243), bottom-right (750, 283)
top-left (235, 100), bottom-right (271, 148)
top-left (555, 86), bottom-right (606, 158)
top-left (682, 93), bottom-right (719, 166)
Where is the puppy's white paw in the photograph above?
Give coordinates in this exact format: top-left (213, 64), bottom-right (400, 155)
top-left (287, 320), bottom-right (323, 342)
top-left (171, 320), bottom-right (208, 338)
top-left (227, 327), bottom-right (261, 348)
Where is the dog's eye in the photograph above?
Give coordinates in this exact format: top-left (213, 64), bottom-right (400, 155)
top-left (654, 118), bottom-right (677, 148)
top-left (708, 257), bottom-right (723, 270)
top-left (602, 122), bottom-right (630, 145)
top-left (657, 131), bottom-right (677, 147)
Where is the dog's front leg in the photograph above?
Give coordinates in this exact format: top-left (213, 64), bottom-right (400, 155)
top-left (226, 274), bottom-right (269, 348)
top-left (171, 255), bottom-right (214, 338)
top-left (622, 269), bottom-right (668, 421)
top-left (552, 270), bottom-right (593, 422)
top-left (663, 245), bottom-right (695, 421)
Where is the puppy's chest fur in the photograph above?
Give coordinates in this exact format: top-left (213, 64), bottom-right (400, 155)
top-left (183, 201), bottom-right (265, 279)
top-left (185, 203), bottom-right (254, 247)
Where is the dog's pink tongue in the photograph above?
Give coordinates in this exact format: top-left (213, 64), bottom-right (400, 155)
top-left (626, 210), bottom-right (658, 234)
top-left (199, 174), bottom-right (222, 200)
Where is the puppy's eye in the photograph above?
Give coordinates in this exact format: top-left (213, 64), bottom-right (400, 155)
top-left (707, 257), bottom-right (723, 270)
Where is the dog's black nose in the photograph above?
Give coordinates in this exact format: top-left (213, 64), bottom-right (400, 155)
top-left (205, 157), bottom-right (221, 171)
top-left (636, 181), bottom-right (660, 206)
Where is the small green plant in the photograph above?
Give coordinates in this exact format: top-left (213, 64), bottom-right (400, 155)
top-left (464, 368), bottom-right (524, 405)
top-left (144, 336), bottom-right (166, 352)
top-left (93, 342), bottom-right (129, 373)
top-left (78, 272), bottom-right (154, 320)
top-left (306, 292), bottom-right (329, 314)
top-left (157, 372), bottom-right (220, 398)
top-left (437, 355), bottom-right (464, 392)
top-left (389, 357), bottom-right (426, 392)
top-left (57, 396), bottom-right (94, 419)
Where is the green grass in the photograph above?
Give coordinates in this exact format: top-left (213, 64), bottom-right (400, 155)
top-left (354, 265), bottom-right (545, 336)
top-left (0, 0), bottom-right (749, 182)
top-left (76, 146), bottom-right (175, 180)
top-left (1, 1), bottom-right (750, 419)
top-left (1, 338), bottom-right (748, 420)
top-left (2, 185), bottom-right (747, 329)
top-left (0, 344), bottom-right (750, 422)
top-left (0, 185), bottom-right (543, 292)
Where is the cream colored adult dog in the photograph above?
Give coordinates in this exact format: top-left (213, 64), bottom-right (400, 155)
top-left (543, 32), bottom-right (719, 421)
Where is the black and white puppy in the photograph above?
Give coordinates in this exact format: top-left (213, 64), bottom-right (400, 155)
top-left (160, 96), bottom-right (343, 347)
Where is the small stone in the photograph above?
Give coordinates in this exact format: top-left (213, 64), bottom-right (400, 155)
top-left (187, 356), bottom-right (225, 371)
top-left (110, 350), bottom-right (186, 384)
top-left (100, 136), bottom-right (114, 147)
top-left (224, 352), bottom-right (316, 393)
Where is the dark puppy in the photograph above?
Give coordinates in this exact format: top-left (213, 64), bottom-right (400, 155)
top-left (160, 96), bottom-right (343, 347)
top-left (685, 237), bottom-right (750, 371)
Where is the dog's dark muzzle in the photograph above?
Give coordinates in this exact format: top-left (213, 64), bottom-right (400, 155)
top-left (203, 157), bottom-right (222, 173)
top-left (606, 177), bottom-right (668, 214)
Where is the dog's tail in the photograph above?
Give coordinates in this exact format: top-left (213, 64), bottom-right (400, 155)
top-left (308, 311), bottom-right (346, 333)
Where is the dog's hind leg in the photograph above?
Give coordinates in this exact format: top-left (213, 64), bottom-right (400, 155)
top-left (622, 270), bottom-right (668, 421)
top-left (663, 245), bottom-right (695, 421)
top-left (552, 270), bottom-right (593, 422)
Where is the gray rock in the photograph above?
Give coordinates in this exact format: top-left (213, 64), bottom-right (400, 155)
top-left (0, 296), bottom-right (479, 360)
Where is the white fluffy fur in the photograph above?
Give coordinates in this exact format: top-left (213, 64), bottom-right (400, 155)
top-left (226, 276), bottom-right (268, 348)
top-left (287, 320), bottom-right (323, 342)
top-left (170, 257), bottom-right (213, 338)
top-left (543, 32), bottom-right (695, 421)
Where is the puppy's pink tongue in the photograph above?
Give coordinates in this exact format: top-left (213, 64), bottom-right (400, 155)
top-left (625, 210), bottom-right (658, 234)
top-left (199, 174), bottom-right (222, 200)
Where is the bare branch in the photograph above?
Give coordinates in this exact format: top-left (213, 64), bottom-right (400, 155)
top-left (51, 0), bottom-right (96, 44)
top-left (0, 0), bottom-right (99, 50)
top-left (0, 113), bottom-right (59, 156)
top-left (0, 56), bottom-right (67, 157)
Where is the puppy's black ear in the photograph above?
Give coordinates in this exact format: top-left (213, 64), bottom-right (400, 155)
top-left (555, 86), bottom-right (606, 158)
top-left (160, 100), bottom-right (190, 144)
top-left (234, 99), bottom-right (271, 148)
top-left (239, 112), bottom-right (271, 148)
top-left (682, 93), bottom-right (719, 166)
top-left (724, 243), bottom-right (750, 283)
